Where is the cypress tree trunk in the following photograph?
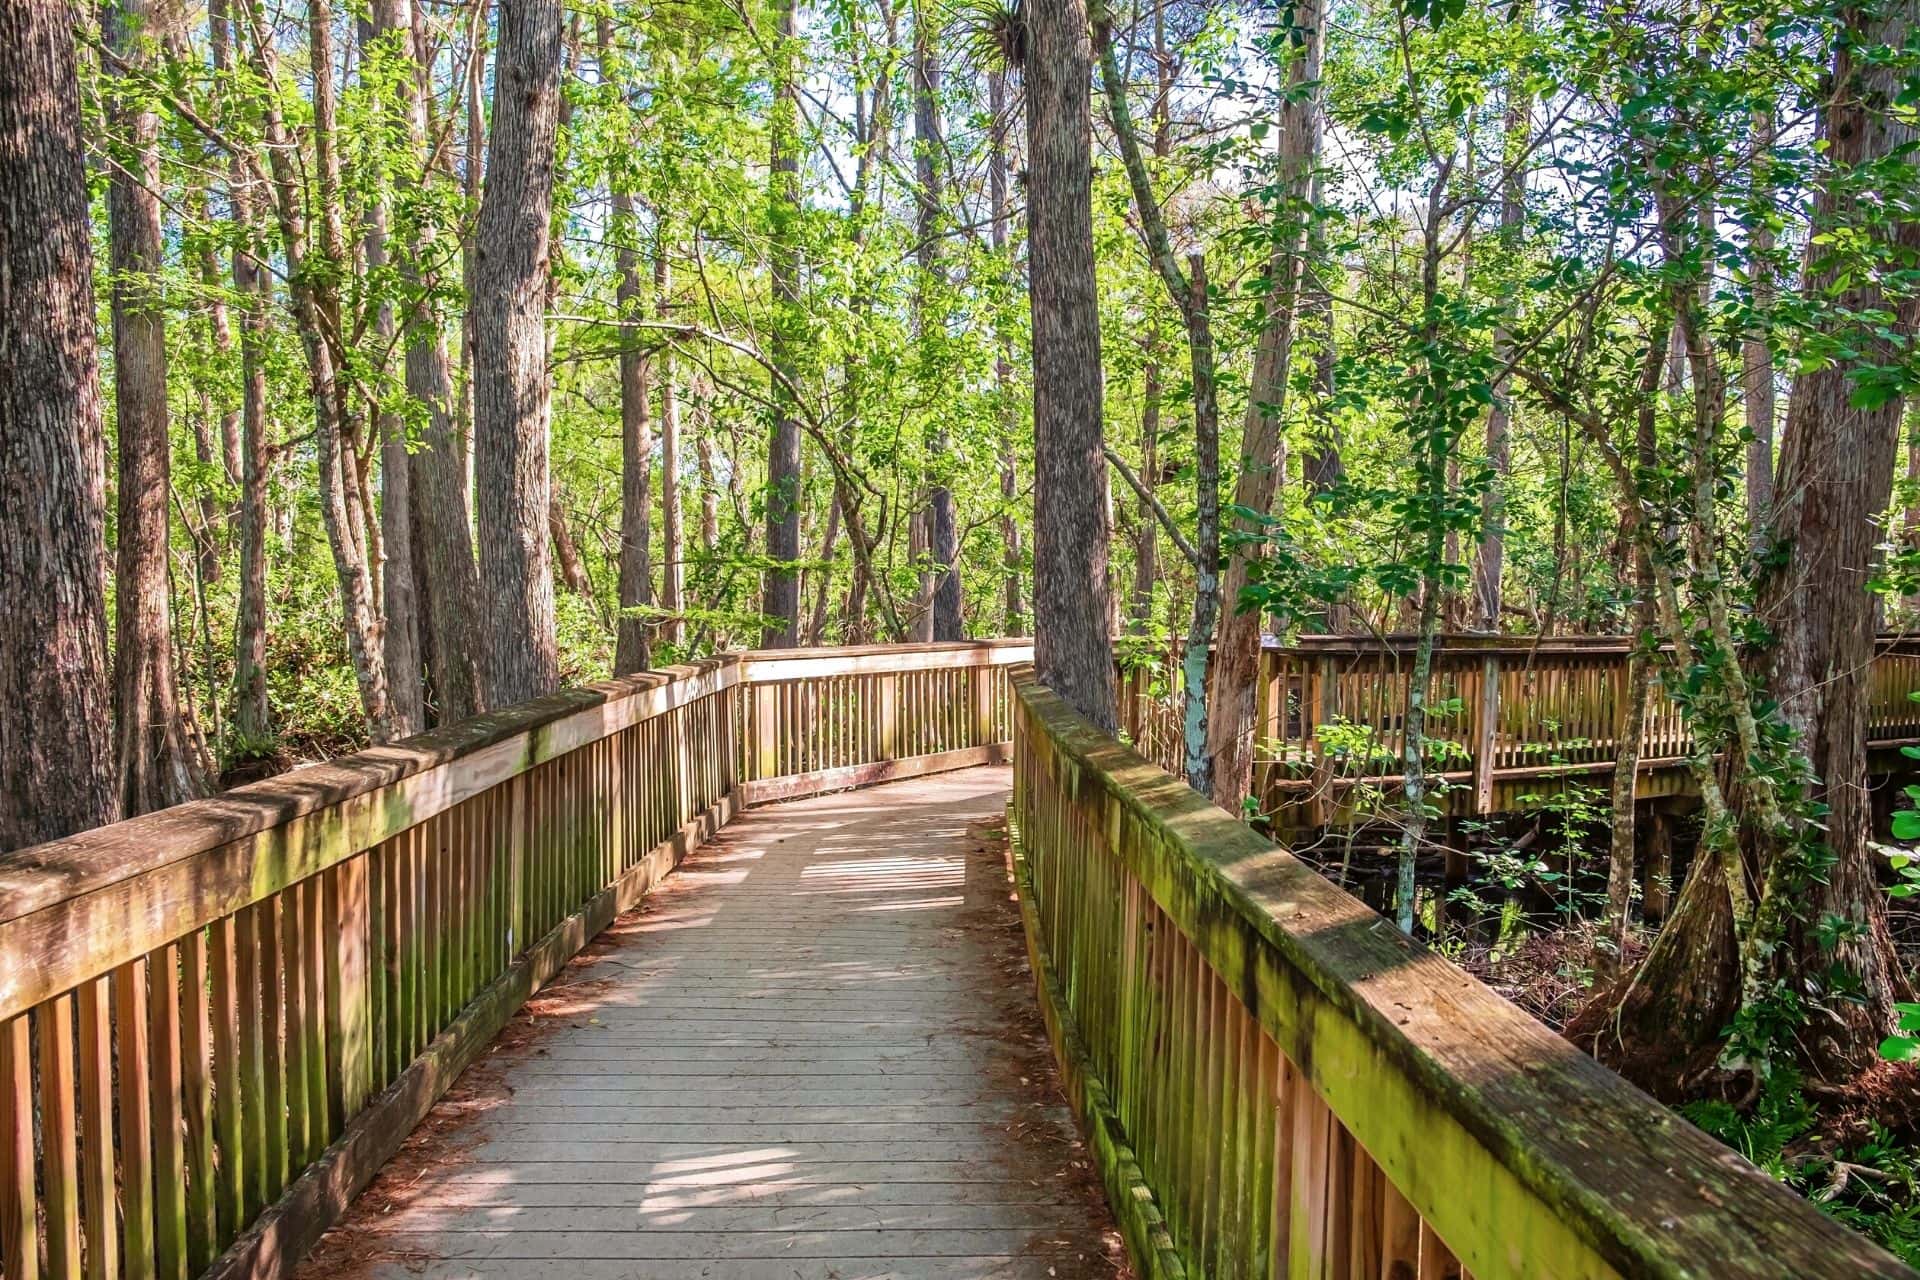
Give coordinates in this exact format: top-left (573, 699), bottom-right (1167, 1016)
top-left (362, 13), bottom-right (425, 739)
top-left (0, 0), bottom-right (118, 850)
top-left (1743, 58), bottom-right (1777, 555)
top-left (105, 0), bottom-right (208, 813)
top-left (1205, 0), bottom-right (1322, 810)
top-left (213, 0), bottom-right (272, 750)
top-left (378, 0), bottom-right (484, 725)
top-left (657, 248), bottom-right (686, 649)
top-left (762, 0), bottom-right (804, 647)
top-left (609, 134), bottom-right (655, 669)
top-left (989, 68), bottom-right (1026, 637)
top-left (1472, 0), bottom-right (1531, 633)
top-left (1026, 0), bottom-right (1117, 731)
top-left (914, 1), bottom-right (962, 641)
top-left (473, 0), bottom-right (565, 705)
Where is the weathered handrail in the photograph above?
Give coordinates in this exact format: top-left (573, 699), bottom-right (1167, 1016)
top-left (1119, 633), bottom-right (1920, 821)
top-left (0, 641), bottom-right (1029, 1280)
top-left (1011, 665), bottom-right (1912, 1279)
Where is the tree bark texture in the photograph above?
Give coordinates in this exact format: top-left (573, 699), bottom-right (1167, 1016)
top-left (1026, 0), bottom-right (1118, 731)
top-left (0, 0), bottom-right (119, 850)
top-left (211, 0), bottom-right (273, 749)
top-left (106, 0), bottom-right (207, 813)
top-left (914, 1), bottom-right (963, 640)
top-left (1756, 0), bottom-right (1920, 1075)
top-left (657, 248), bottom-right (686, 648)
top-left (1472, 1), bottom-right (1531, 633)
top-left (610, 149), bottom-right (654, 675)
top-left (380, 0), bottom-right (484, 725)
top-left (1206, 0), bottom-right (1322, 810)
top-left (362, 12), bottom-right (425, 740)
top-left (762, 0), bottom-right (804, 647)
top-left (473, 0), bottom-right (565, 705)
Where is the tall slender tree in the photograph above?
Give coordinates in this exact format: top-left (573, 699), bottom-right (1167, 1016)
top-left (1205, 0), bottom-right (1324, 810)
top-left (0, 0), bottom-right (118, 849)
top-left (105, 0), bottom-right (208, 811)
top-left (762, 0), bottom-right (805, 647)
top-left (474, 0), bottom-right (566, 704)
top-left (915, 0), bottom-right (963, 640)
top-left (1026, 0), bottom-right (1118, 730)
top-left (212, 0), bottom-right (272, 749)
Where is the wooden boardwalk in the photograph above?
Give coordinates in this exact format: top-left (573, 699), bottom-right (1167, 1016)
top-left (295, 767), bottom-right (1126, 1280)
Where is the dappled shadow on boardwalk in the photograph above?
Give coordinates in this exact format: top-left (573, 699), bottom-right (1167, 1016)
top-left (295, 767), bottom-right (1129, 1280)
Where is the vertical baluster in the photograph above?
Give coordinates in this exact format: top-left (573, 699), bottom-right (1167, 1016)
top-left (179, 934), bottom-right (215, 1271)
top-left (424, 817), bottom-right (441, 1036)
top-left (1, 1012), bottom-right (37, 1280)
top-left (281, 884), bottom-right (311, 1167)
top-left (207, 921), bottom-right (245, 1251)
top-left (147, 944), bottom-right (188, 1280)
top-left (1347, 1143), bottom-right (1386, 1280)
top-left (76, 977), bottom-right (116, 1280)
top-left (112, 960), bottom-right (155, 1280)
top-left (324, 855), bottom-right (373, 1130)
top-left (1288, 1079), bottom-right (1336, 1280)
top-left (256, 899), bottom-right (286, 1201)
top-left (1418, 1222), bottom-right (1462, 1279)
top-left (302, 875), bottom-right (329, 1151)
top-left (39, 994), bottom-right (81, 1280)
top-left (1380, 1178), bottom-right (1422, 1279)
top-left (227, 909), bottom-right (266, 1227)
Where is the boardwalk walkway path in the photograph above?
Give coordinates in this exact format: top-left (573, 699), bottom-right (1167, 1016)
top-left (295, 767), bottom-right (1126, 1280)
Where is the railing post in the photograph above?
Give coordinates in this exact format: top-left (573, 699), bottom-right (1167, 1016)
top-left (880, 673), bottom-right (899, 761)
top-left (752, 680), bottom-right (779, 781)
top-left (1309, 657), bottom-right (1338, 827)
top-left (1473, 654), bottom-right (1500, 816)
top-left (971, 660), bottom-right (994, 748)
top-left (324, 858), bottom-right (372, 1123)
top-left (508, 773), bottom-right (527, 957)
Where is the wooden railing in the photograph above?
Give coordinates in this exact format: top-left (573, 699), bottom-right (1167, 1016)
top-left (0, 641), bottom-right (1029, 1280)
top-left (1011, 667), bottom-right (1913, 1279)
top-left (1120, 634), bottom-right (1920, 822)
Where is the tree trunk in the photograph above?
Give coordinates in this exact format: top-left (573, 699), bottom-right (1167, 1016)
top-left (1131, 354), bottom-right (1161, 632)
top-left (1205, 0), bottom-right (1321, 809)
top-left (807, 492), bottom-right (843, 644)
top-left (913, 1), bottom-right (962, 641)
top-left (607, 63), bottom-right (655, 675)
top-left (761, 0), bottom-right (804, 647)
top-left (244, 0), bottom-right (392, 740)
top-left (1602, 322), bottom-right (1667, 976)
top-left (550, 495), bottom-right (592, 598)
top-left (1744, 64), bottom-right (1778, 556)
top-left (1092, 5), bottom-right (1218, 787)
top-left (473, 0), bottom-right (564, 705)
top-left (1759, 22), bottom-right (1920, 1071)
top-left (1581, 5), bottom-right (1920, 1087)
top-left (105, 0), bottom-right (207, 813)
top-left (1472, 1), bottom-right (1531, 633)
top-left (1026, 0), bottom-right (1117, 730)
top-left (657, 247), bottom-right (685, 649)
top-left (380, 0), bottom-right (483, 725)
top-left (362, 13), bottom-right (425, 740)
top-left (0, 0), bottom-right (118, 850)
top-left (990, 69), bottom-right (1026, 637)
top-left (211, 0), bottom-right (272, 750)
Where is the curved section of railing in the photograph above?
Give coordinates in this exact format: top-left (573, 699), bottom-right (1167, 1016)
top-left (0, 641), bottom-right (1029, 1280)
top-left (1009, 666), bottom-right (1912, 1280)
top-left (1119, 634), bottom-right (1920, 823)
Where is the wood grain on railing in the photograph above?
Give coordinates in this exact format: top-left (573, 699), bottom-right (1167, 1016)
top-left (0, 641), bottom-right (1029, 1280)
top-left (1012, 667), bottom-right (1913, 1279)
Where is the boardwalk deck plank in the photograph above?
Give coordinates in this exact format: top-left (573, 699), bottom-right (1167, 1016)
top-left (295, 768), bottom-right (1126, 1280)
